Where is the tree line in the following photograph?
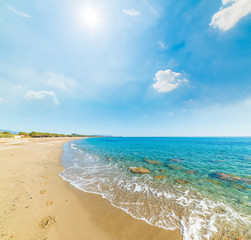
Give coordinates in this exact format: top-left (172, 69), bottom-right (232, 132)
top-left (0, 131), bottom-right (98, 138)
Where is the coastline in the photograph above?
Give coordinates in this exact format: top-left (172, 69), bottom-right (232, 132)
top-left (0, 138), bottom-right (181, 240)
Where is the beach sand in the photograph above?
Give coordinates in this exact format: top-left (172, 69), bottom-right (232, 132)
top-left (0, 138), bottom-right (182, 240)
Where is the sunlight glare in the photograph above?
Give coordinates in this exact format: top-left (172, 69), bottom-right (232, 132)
top-left (82, 7), bottom-right (102, 31)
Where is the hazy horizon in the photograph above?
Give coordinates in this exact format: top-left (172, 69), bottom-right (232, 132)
top-left (1, 128), bottom-right (251, 138)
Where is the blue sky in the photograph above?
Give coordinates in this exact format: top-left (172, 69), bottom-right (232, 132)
top-left (0, 0), bottom-right (251, 136)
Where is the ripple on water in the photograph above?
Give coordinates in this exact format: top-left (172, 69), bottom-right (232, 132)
top-left (60, 138), bottom-right (251, 240)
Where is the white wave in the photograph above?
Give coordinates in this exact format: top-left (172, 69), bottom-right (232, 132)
top-left (59, 143), bottom-right (251, 240)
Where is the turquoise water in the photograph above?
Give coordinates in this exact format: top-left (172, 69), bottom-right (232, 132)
top-left (60, 137), bottom-right (251, 240)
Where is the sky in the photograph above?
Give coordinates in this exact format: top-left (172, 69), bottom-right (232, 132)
top-left (0, 0), bottom-right (251, 136)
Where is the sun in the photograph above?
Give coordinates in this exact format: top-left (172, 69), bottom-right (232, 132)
top-left (82, 7), bottom-right (102, 31)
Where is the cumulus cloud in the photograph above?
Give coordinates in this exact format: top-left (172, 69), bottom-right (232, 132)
top-left (123, 9), bottom-right (140, 16)
top-left (8, 6), bottom-right (31, 18)
top-left (24, 91), bottom-right (59, 105)
top-left (46, 72), bottom-right (76, 90)
top-left (152, 69), bottom-right (188, 93)
top-left (210, 0), bottom-right (251, 31)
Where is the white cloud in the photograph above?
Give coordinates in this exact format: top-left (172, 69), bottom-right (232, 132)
top-left (158, 41), bottom-right (168, 49)
top-left (24, 91), bottom-right (59, 105)
top-left (152, 69), bottom-right (188, 93)
top-left (123, 9), bottom-right (140, 16)
top-left (210, 0), bottom-right (251, 31)
top-left (46, 72), bottom-right (76, 90)
top-left (9, 6), bottom-right (31, 18)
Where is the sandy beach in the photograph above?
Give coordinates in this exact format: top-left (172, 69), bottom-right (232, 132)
top-left (0, 138), bottom-right (181, 240)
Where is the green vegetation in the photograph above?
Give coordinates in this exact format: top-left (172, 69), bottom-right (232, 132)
top-left (29, 131), bottom-right (67, 138)
top-left (28, 132), bottom-right (94, 138)
top-left (0, 131), bottom-right (14, 138)
top-left (0, 130), bottom-right (100, 138)
top-left (18, 132), bottom-right (31, 138)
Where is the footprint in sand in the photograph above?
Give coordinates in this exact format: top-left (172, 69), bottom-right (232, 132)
top-left (46, 201), bottom-right (53, 206)
top-left (40, 190), bottom-right (46, 194)
top-left (39, 216), bottom-right (56, 229)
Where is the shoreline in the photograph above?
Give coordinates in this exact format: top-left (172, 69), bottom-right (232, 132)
top-left (0, 137), bottom-right (181, 240)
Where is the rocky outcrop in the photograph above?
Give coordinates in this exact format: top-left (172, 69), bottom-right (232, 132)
top-left (128, 167), bottom-right (150, 174)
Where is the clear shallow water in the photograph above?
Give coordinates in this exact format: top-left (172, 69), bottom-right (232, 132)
top-left (59, 137), bottom-right (251, 240)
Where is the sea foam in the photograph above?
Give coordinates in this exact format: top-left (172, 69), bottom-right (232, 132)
top-left (59, 138), bottom-right (251, 240)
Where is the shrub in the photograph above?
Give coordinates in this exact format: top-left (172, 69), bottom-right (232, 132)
top-left (0, 131), bottom-right (14, 138)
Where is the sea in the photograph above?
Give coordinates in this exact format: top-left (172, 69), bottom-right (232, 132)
top-left (59, 137), bottom-right (251, 240)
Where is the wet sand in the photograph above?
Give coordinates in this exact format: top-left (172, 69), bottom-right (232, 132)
top-left (0, 137), bottom-right (181, 240)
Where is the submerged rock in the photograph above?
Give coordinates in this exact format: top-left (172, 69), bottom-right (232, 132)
top-left (154, 175), bottom-right (167, 179)
top-left (212, 172), bottom-right (251, 184)
top-left (203, 178), bottom-right (220, 185)
top-left (214, 172), bottom-right (241, 181)
top-left (158, 169), bottom-right (165, 173)
top-left (233, 184), bottom-right (246, 191)
top-left (128, 167), bottom-right (150, 174)
top-left (144, 159), bottom-right (161, 165)
top-left (176, 179), bottom-right (189, 184)
top-left (167, 164), bottom-right (183, 170)
top-left (185, 170), bottom-right (197, 174)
